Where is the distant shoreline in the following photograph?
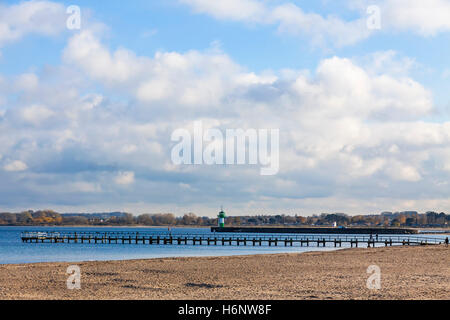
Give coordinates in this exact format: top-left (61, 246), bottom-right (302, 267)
top-left (1, 225), bottom-right (448, 234)
top-left (0, 225), bottom-right (211, 229)
top-left (1, 247), bottom-right (347, 266)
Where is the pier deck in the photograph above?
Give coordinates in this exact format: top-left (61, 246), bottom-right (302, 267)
top-left (20, 231), bottom-right (444, 247)
top-left (211, 227), bottom-right (418, 234)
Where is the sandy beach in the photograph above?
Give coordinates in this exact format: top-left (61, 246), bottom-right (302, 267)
top-left (0, 245), bottom-right (448, 300)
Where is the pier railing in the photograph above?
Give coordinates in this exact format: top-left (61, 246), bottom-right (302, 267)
top-left (20, 231), bottom-right (445, 247)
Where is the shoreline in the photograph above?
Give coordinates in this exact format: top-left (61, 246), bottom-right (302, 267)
top-left (0, 225), bottom-right (211, 229)
top-left (2, 225), bottom-right (449, 233)
top-left (0, 247), bottom-right (346, 266)
top-left (1, 245), bottom-right (448, 300)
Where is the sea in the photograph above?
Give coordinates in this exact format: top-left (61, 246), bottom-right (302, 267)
top-left (0, 226), bottom-right (447, 264)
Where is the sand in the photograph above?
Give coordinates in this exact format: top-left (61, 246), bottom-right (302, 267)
top-left (0, 245), bottom-right (448, 300)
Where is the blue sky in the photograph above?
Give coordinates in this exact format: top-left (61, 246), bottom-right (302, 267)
top-left (1, 0), bottom-right (449, 115)
top-left (1, 0), bottom-right (450, 216)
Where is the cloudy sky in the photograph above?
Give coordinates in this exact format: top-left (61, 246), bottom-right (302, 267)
top-left (1, 0), bottom-right (450, 216)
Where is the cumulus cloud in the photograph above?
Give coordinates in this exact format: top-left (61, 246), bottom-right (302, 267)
top-left (63, 30), bottom-right (244, 110)
top-left (1, 4), bottom-right (450, 214)
top-left (1, 27), bottom-right (448, 214)
top-left (3, 160), bottom-right (28, 172)
top-left (15, 73), bottom-right (39, 92)
top-left (180, 0), bottom-right (371, 47)
top-left (381, 0), bottom-right (450, 36)
top-left (63, 30), bottom-right (147, 85)
top-left (115, 171), bottom-right (135, 185)
top-left (20, 104), bottom-right (55, 125)
top-left (356, 50), bottom-right (417, 77)
top-left (181, 0), bottom-right (450, 47)
top-left (350, 0), bottom-right (450, 36)
top-left (70, 181), bottom-right (102, 193)
top-left (385, 161), bottom-right (422, 182)
top-left (0, 1), bottom-right (67, 48)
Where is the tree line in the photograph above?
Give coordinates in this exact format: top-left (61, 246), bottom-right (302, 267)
top-left (0, 210), bottom-right (449, 227)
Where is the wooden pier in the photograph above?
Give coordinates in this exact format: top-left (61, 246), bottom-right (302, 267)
top-left (20, 231), bottom-right (443, 248)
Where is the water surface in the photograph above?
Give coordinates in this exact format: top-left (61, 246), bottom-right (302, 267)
top-left (0, 226), bottom-right (446, 264)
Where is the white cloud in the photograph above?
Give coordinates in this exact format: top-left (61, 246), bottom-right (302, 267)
top-left (64, 30), bottom-right (242, 108)
top-left (3, 160), bottom-right (28, 172)
top-left (115, 171), bottom-right (135, 185)
top-left (20, 104), bottom-right (55, 125)
top-left (64, 32), bottom-right (433, 123)
top-left (180, 0), bottom-right (371, 47)
top-left (181, 0), bottom-right (450, 48)
top-left (0, 1), bottom-right (67, 48)
top-left (70, 181), bottom-right (102, 193)
top-left (63, 30), bottom-right (145, 85)
top-left (290, 56), bottom-right (432, 121)
top-left (358, 51), bottom-right (416, 77)
top-left (381, 0), bottom-right (450, 36)
top-left (2, 21), bottom-right (450, 214)
top-left (351, 0), bottom-right (450, 36)
top-left (15, 73), bottom-right (39, 92)
top-left (385, 161), bottom-right (422, 182)
top-left (270, 3), bottom-right (370, 47)
top-left (121, 144), bottom-right (138, 154)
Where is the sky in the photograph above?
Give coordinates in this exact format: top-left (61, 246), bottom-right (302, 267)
top-left (1, 0), bottom-right (450, 216)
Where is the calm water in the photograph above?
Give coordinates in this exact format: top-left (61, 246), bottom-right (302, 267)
top-left (0, 226), bottom-right (447, 264)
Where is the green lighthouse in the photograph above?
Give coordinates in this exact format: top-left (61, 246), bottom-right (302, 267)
top-left (218, 207), bottom-right (226, 228)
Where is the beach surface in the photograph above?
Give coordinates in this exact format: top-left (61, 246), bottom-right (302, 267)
top-left (0, 245), bottom-right (448, 300)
